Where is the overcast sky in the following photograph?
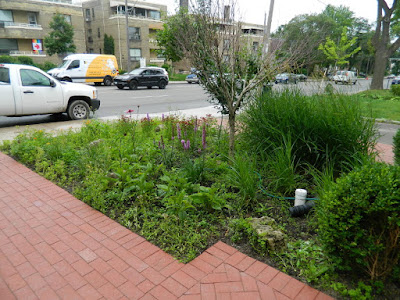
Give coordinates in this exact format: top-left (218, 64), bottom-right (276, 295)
top-left (151, 0), bottom-right (378, 31)
top-left (77, 0), bottom-right (378, 31)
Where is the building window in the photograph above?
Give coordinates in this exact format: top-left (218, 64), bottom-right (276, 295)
top-left (0, 9), bottom-right (13, 26)
top-left (129, 27), bottom-right (140, 41)
top-left (85, 9), bottom-right (91, 21)
top-left (0, 39), bottom-right (18, 55)
top-left (129, 48), bottom-right (141, 61)
top-left (148, 10), bottom-right (160, 20)
top-left (223, 39), bottom-right (230, 50)
top-left (64, 15), bottom-right (71, 24)
top-left (99, 48), bottom-right (101, 54)
top-left (97, 28), bottom-right (100, 38)
top-left (88, 29), bottom-right (92, 35)
top-left (92, 8), bottom-right (95, 20)
top-left (27, 13), bottom-right (37, 25)
top-left (135, 8), bottom-right (145, 17)
top-left (89, 48), bottom-right (94, 53)
top-left (252, 41), bottom-right (259, 51)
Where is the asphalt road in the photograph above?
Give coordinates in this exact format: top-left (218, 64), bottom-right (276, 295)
top-left (0, 79), bottom-right (399, 145)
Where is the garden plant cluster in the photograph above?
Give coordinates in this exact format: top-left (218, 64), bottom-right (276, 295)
top-left (2, 90), bottom-right (400, 299)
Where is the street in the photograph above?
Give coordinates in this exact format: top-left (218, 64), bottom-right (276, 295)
top-left (0, 79), bottom-right (398, 145)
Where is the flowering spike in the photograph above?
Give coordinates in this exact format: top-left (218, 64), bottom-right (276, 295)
top-left (202, 124), bottom-right (207, 149)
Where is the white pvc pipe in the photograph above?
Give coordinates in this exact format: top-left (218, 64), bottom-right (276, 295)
top-left (294, 189), bottom-right (307, 206)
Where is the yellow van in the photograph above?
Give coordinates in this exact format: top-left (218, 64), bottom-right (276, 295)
top-left (47, 54), bottom-right (119, 86)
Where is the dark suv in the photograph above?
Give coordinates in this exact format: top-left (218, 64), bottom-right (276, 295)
top-left (114, 67), bottom-right (169, 90)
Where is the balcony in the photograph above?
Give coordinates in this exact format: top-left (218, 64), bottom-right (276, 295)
top-left (110, 13), bottom-right (162, 22)
top-left (9, 50), bottom-right (46, 57)
top-left (0, 22), bottom-right (42, 30)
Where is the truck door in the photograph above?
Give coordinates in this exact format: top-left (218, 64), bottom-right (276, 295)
top-left (0, 66), bottom-right (16, 115)
top-left (18, 68), bottom-right (64, 115)
top-left (66, 59), bottom-right (83, 83)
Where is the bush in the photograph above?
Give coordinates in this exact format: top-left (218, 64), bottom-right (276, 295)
top-left (16, 56), bottom-right (34, 66)
top-left (392, 84), bottom-right (400, 96)
top-left (240, 90), bottom-right (377, 177)
top-left (317, 163), bottom-right (400, 280)
top-left (394, 128), bottom-right (400, 165)
top-left (0, 55), bottom-right (17, 64)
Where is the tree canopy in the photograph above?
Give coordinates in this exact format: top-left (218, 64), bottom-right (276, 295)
top-left (44, 13), bottom-right (76, 56)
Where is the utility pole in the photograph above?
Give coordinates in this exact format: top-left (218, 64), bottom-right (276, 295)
top-left (262, 0), bottom-right (275, 57)
top-left (125, 0), bottom-right (130, 71)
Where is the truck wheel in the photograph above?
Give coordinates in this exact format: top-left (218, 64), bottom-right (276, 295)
top-left (129, 80), bottom-right (138, 90)
top-left (159, 80), bottom-right (167, 89)
top-left (117, 84), bottom-right (124, 89)
top-left (103, 76), bottom-right (113, 86)
top-left (67, 100), bottom-right (90, 120)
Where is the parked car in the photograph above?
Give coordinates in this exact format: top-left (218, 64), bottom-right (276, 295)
top-left (392, 76), bottom-right (400, 85)
top-left (186, 73), bottom-right (199, 84)
top-left (1, 64), bottom-right (100, 120)
top-left (296, 74), bottom-right (307, 82)
top-left (387, 74), bottom-right (396, 79)
top-left (275, 73), bottom-right (297, 84)
top-left (333, 70), bottom-right (357, 85)
top-left (114, 67), bottom-right (169, 90)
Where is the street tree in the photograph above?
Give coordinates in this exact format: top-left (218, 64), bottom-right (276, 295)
top-left (104, 34), bottom-right (115, 55)
top-left (44, 13), bottom-right (76, 56)
top-left (157, 0), bottom-right (303, 156)
top-left (371, 0), bottom-right (400, 89)
top-left (318, 27), bottom-right (361, 67)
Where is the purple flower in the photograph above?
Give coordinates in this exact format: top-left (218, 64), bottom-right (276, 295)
top-left (186, 140), bottom-right (190, 149)
top-left (146, 113), bottom-right (151, 121)
top-left (162, 113), bottom-right (165, 121)
top-left (194, 118), bottom-right (198, 133)
top-left (177, 123), bottom-right (181, 139)
top-left (125, 109), bottom-right (134, 114)
top-left (202, 125), bottom-right (207, 149)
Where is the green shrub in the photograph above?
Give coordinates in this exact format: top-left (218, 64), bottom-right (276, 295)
top-left (392, 84), bottom-right (400, 96)
top-left (240, 90), bottom-right (376, 177)
top-left (16, 56), bottom-right (34, 65)
top-left (317, 163), bottom-right (400, 280)
top-left (394, 128), bottom-right (400, 165)
top-left (0, 55), bottom-right (17, 64)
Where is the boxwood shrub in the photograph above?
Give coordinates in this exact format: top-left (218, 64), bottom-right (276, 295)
top-left (394, 128), bottom-right (400, 165)
top-left (317, 162), bottom-right (400, 280)
top-left (392, 84), bottom-right (400, 97)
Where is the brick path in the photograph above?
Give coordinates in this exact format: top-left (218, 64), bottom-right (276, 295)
top-left (0, 151), bottom-right (334, 300)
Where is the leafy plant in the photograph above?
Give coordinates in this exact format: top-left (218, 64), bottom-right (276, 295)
top-left (391, 85), bottom-right (400, 97)
top-left (317, 162), bottom-right (400, 280)
top-left (395, 128), bottom-right (400, 165)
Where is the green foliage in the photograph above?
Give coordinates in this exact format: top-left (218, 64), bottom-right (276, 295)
top-left (104, 34), bottom-right (115, 55)
top-left (394, 128), bottom-right (400, 165)
top-left (318, 27), bottom-right (361, 66)
top-left (331, 281), bottom-right (373, 300)
top-left (392, 84), bottom-right (400, 96)
top-left (0, 55), bottom-right (17, 63)
top-left (16, 56), bottom-right (34, 66)
top-left (317, 163), bottom-right (400, 280)
top-left (44, 13), bottom-right (76, 56)
top-left (240, 90), bottom-right (377, 193)
top-left (276, 240), bottom-right (334, 283)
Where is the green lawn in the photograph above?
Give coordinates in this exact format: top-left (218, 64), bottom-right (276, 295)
top-left (169, 73), bottom-right (187, 81)
top-left (356, 89), bottom-right (400, 121)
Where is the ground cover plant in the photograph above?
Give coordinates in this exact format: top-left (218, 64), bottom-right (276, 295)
top-left (1, 91), bottom-right (399, 298)
top-left (356, 89), bottom-right (400, 121)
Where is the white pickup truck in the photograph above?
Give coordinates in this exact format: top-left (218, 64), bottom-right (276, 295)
top-left (0, 64), bottom-right (100, 120)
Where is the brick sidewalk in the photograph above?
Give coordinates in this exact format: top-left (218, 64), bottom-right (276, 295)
top-left (0, 152), bottom-right (332, 300)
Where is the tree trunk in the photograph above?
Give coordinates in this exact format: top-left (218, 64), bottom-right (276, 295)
top-left (371, 47), bottom-right (388, 90)
top-left (228, 112), bottom-right (236, 157)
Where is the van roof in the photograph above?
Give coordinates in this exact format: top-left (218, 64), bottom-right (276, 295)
top-left (63, 54), bottom-right (116, 60)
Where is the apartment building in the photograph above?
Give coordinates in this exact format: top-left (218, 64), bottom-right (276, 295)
top-left (0, 0), bottom-right (86, 64)
top-left (82, 0), bottom-right (167, 71)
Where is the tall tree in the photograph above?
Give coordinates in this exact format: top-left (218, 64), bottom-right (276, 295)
top-left (104, 34), bottom-right (115, 55)
top-left (44, 13), bottom-right (76, 56)
top-left (371, 0), bottom-right (400, 89)
top-left (318, 27), bottom-right (361, 67)
top-left (157, 1), bottom-right (303, 155)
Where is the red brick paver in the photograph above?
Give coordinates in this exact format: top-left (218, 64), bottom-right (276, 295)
top-left (0, 152), bottom-right (333, 299)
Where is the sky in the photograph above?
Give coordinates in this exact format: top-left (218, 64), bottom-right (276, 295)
top-left (75, 0), bottom-right (378, 31)
top-left (150, 0), bottom-right (378, 31)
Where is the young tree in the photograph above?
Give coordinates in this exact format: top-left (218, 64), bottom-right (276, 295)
top-left (104, 34), bottom-right (115, 55)
top-left (157, 0), bottom-right (303, 156)
top-left (318, 27), bottom-right (361, 67)
top-left (44, 13), bottom-right (76, 56)
top-left (371, 0), bottom-right (400, 89)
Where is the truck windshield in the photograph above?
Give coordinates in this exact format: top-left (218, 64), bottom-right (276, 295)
top-left (58, 60), bottom-right (70, 69)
